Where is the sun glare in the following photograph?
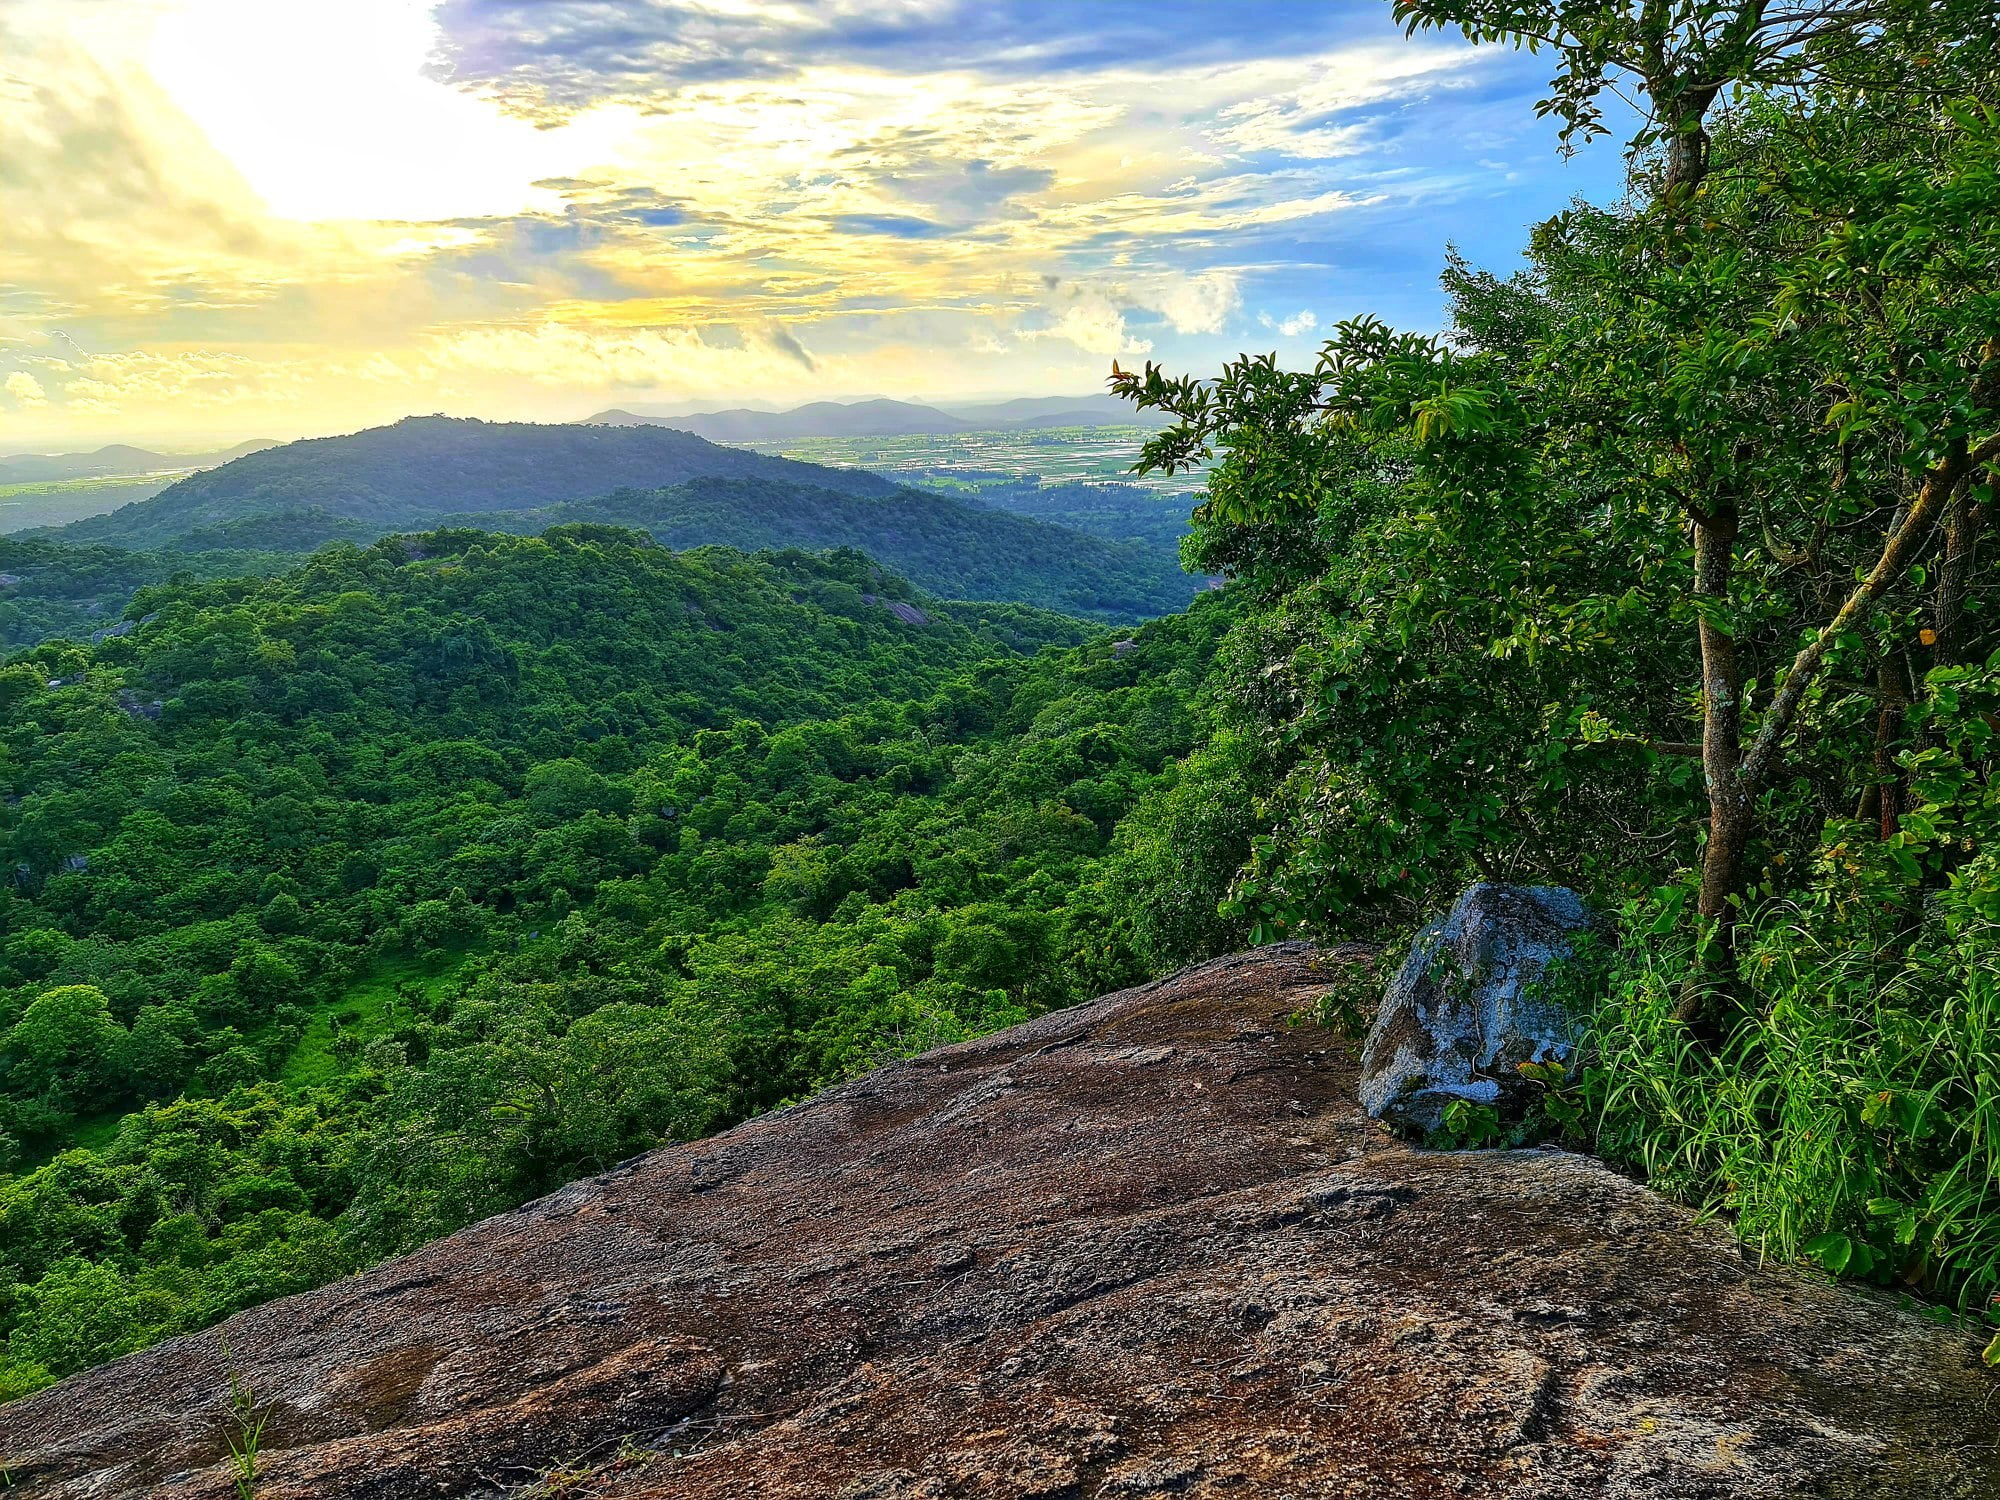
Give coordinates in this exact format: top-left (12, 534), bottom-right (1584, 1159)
top-left (144, 0), bottom-right (572, 223)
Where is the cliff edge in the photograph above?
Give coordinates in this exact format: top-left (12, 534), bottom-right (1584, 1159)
top-left (3, 945), bottom-right (1995, 1498)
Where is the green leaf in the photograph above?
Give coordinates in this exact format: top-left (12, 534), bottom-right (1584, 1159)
top-left (1804, 1232), bottom-right (1853, 1276)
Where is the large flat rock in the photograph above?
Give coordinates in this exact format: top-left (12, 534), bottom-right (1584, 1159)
top-left (3, 945), bottom-right (1995, 1498)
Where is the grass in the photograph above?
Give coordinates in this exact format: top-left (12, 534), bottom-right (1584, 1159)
top-left (280, 959), bottom-right (463, 1087)
top-left (221, 1348), bottom-right (267, 1500)
top-left (1585, 892), bottom-right (2000, 1325)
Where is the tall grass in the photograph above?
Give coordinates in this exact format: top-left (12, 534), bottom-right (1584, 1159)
top-left (1587, 892), bottom-right (2000, 1312)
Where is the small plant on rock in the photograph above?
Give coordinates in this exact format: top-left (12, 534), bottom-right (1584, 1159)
top-left (1431, 1098), bottom-right (1508, 1150)
top-left (220, 1350), bottom-right (267, 1500)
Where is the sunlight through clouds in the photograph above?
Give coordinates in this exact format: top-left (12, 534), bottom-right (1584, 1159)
top-left (146, 0), bottom-right (582, 222)
top-left (0, 0), bottom-right (1627, 444)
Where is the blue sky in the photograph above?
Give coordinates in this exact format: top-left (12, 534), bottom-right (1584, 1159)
top-left (0, 0), bottom-right (1634, 444)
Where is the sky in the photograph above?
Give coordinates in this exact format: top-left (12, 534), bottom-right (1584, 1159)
top-left (0, 0), bottom-right (1633, 450)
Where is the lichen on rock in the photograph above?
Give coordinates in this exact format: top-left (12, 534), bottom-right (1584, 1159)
top-left (1358, 883), bottom-right (1596, 1136)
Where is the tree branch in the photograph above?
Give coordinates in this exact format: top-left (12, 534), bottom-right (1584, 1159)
top-left (1739, 430), bottom-right (2000, 791)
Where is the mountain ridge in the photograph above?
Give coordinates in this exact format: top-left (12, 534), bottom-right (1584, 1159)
top-left (586, 398), bottom-right (977, 441)
top-left (0, 439), bottom-right (279, 486)
top-left (583, 394), bottom-right (1168, 441)
top-left (34, 416), bottom-right (899, 553)
top-left (25, 416), bottom-right (1196, 623)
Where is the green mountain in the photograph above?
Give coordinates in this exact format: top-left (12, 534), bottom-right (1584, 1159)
top-left (34, 417), bottom-right (1197, 624)
top-left (40, 416), bottom-right (899, 552)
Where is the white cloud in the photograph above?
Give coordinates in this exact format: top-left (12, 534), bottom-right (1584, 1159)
top-left (0, 2), bottom-right (1588, 445)
top-left (1154, 271), bottom-right (1241, 335)
top-left (1207, 43), bottom-right (1487, 159)
top-left (1022, 279), bottom-right (1154, 357)
top-left (1044, 301), bottom-right (1151, 357)
top-left (425, 321), bottom-right (823, 388)
top-left (4, 372), bottom-right (47, 406)
top-left (1259, 309), bottom-right (1318, 337)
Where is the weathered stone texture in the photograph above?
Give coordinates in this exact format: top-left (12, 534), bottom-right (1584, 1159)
top-left (2, 944), bottom-right (1994, 1499)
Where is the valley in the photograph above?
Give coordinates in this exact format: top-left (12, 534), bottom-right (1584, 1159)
top-left (739, 423), bottom-right (1209, 497)
top-left (0, 526), bottom-right (1235, 1399)
top-left (2, 0), bottom-right (1996, 1483)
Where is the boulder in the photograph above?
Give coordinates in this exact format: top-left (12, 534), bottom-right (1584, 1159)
top-left (1359, 883), bottom-right (1594, 1135)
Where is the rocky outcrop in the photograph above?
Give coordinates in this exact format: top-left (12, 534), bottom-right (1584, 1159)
top-left (2, 945), bottom-right (1995, 1499)
top-left (1360, 884), bottom-right (1595, 1134)
top-left (861, 594), bottom-right (932, 626)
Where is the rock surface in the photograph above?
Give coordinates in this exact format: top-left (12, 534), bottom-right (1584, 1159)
top-left (3, 944), bottom-right (1996, 1500)
top-left (1360, 884), bottom-right (1594, 1134)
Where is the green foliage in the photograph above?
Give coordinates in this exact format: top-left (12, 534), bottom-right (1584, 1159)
top-left (1431, 1098), bottom-right (1508, 1151)
top-left (1111, 0), bottom-right (2000, 1313)
top-left (1589, 877), bottom-right (2000, 1305)
top-left (0, 525), bottom-right (1238, 1393)
top-left (0, 537), bottom-right (297, 650)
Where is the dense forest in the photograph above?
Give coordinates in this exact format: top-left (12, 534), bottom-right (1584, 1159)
top-left (0, 539), bottom-right (301, 650)
top-left (2, 0), bottom-right (1997, 1405)
top-left (0, 529), bottom-right (1241, 1395)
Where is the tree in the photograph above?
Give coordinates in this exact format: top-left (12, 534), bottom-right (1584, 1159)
top-left (1117, 1), bottom-right (2000, 1022)
top-left (1393, 0), bottom-right (1919, 196)
top-left (2, 986), bottom-right (125, 1112)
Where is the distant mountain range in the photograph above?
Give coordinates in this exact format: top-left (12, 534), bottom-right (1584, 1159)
top-left (583, 394), bottom-right (1165, 441)
top-left (0, 439), bottom-right (278, 486)
top-left (40, 416), bottom-right (897, 552)
top-left (28, 415), bottom-right (1196, 622)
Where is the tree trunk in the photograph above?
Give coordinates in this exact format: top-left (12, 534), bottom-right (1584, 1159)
top-left (1679, 501), bottom-right (1745, 1027)
top-left (1931, 477), bottom-right (1983, 667)
top-left (1872, 651), bottom-right (1909, 841)
top-left (1657, 77), bottom-right (1722, 206)
top-left (1662, 123), bottom-right (1712, 203)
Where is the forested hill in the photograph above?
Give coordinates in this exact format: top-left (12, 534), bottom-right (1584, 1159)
top-left (27, 416), bottom-right (1197, 624)
top-left (39, 416), bottom-right (899, 552)
top-left (2, 529), bottom-right (1089, 782)
top-left (0, 524), bottom-right (1239, 1398)
top-left (421, 478), bottom-right (1196, 620)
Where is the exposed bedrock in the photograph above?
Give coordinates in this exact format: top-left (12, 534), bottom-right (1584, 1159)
top-left (2, 944), bottom-right (1994, 1498)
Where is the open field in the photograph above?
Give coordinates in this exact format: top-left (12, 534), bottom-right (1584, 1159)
top-left (737, 424), bottom-right (1210, 496)
top-left (0, 474), bottom-right (179, 533)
